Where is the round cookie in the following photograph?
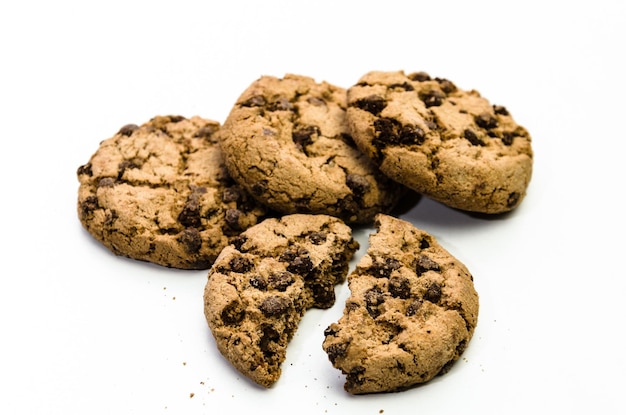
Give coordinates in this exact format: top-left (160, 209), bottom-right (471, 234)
top-left (76, 115), bottom-right (268, 270)
top-left (204, 214), bottom-right (359, 388)
top-left (219, 73), bottom-right (406, 225)
top-left (322, 214), bottom-right (479, 394)
top-left (346, 70), bottom-right (533, 214)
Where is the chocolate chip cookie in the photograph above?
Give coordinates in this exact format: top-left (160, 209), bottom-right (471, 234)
top-left (322, 214), bottom-right (479, 394)
top-left (77, 115), bottom-right (268, 269)
top-left (218, 74), bottom-right (406, 224)
top-left (203, 214), bottom-right (359, 388)
top-left (346, 70), bottom-right (533, 214)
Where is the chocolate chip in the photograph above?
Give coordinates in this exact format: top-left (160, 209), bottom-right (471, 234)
top-left (178, 228), bottom-right (202, 253)
top-left (259, 295), bottom-right (291, 317)
top-left (502, 131), bottom-right (515, 146)
top-left (249, 275), bottom-right (267, 290)
top-left (80, 196), bottom-right (99, 215)
top-left (98, 177), bottom-right (115, 188)
top-left (178, 199), bottom-right (201, 228)
top-left (240, 95), bottom-right (266, 107)
top-left (194, 124), bottom-right (219, 138)
top-left (423, 282), bottom-right (442, 303)
top-left (224, 208), bottom-right (242, 230)
top-left (368, 257), bottom-right (402, 278)
top-left (389, 82), bottom-right (415, 91)
top-left (418, 89), bottom-right (446, 107)
top-left (292, 125), bottom-right (319, 153)
top-left (389, 275), bottom-right (411, 299)
top-left (221, 300), bottom-right (245, 325)
top-left (325, 342), bottom-right (349, 364)
top-left (463, 129), bottom-right (485, 146)
top-left (280, 248), bottom-right (314, 276)
top-left (507, 192), bottom-right (520, 208)
top-left (346, 366), bottom-right (366, 388)
top-left (230, 235), bottom-right (248, 251)
top-left (475, 112), bottom-right (498, 129)
top-left (117, 159), bottom-right (142, 180)
top-left (229, 256), bottom-right (253, 273)
top-left (493, 105), bottom-right (509, 116)
top-left (406, 299), bottom-right (423, 316)
top-left (365, 287), bottom-right (385, 318)
top-left (435, 78), bottom-right (457, 94)
top-left (415, 255), bottom-right (440, 276)
top-left (268, 271), bottom-right (294, 291)
top-left (288, 255), bottom-right (314, 276)
top-left (267, 97), bottom-right (294, 111)
top-left (307, 232), bottom-right (327, 245)
top-left (346, 174), bottom-right (370, 197)
top-left (374, 118), bottom-right (426, 146)
top-left (118, 124), bottom-right (139, 136)
top-left (222, 187), bottom-right (242, 203)
top-left (353, 95), bottom-right (387, 115)
top-left (77, 163), bottom-right (92, 176)
top-left (419, 237), bottom-right (431, 249)
top-left (251, 180), bottom-right (267, 196)
top-left (408, 72), bottom-right (431, 82)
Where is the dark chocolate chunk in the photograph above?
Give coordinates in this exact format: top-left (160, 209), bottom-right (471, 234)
top-left (368, 257), bottom-right (402, 279)
top-left (415, 255), bottom-right (440, 276)
top-left (249, 275), bottom-right (268, 290)
top-left (325, 342), bottom-right (349, 364)
top-left (80, 196), bottom-right (99, 215)
top-left (240, 95), bottom-right (266, 107)
top-left (224, 208), bottom-right (242, 230)
top-left (463, 129), bottom-right (485, 146)
top-left (475, 112), bottom-right (498, 129)
top-left (118, 124), bottom-right (139, 136)
top-left (229, 255), bottom-right (253, 273)
top-left (259, 295), bottom-right (291, 317)
top-left (268, 97), bottom-right (294, 111)
top-left (408, 72), bottom-right (431, 82)
top-left (353, 95), bottom-right (387, 115)
top-left (389, 275), bottom-right (411, 299)
top-left (77, 163), bottom-right (92, 176)
top-left (418, 89), bottom-right (446, 107)
top-left (292, 125), bottom-right (319, 152)
top-left (493, 105), bottom-right (509, 116)
top-left (178, 227), bottom-right (202, 253)
top-left (507, 192), bottom-right (520, 208)
top-left (423, 282), bottom-right (442, 303)
top-left (98, 177), bottom-right (115, 188)
top-left (346, 174), bottom-right (371, 196)
top-left (268, 271), bottom-right (295, 291)
top-left (406, 299), bottom-right (423, 316)
top-left (307, 232), bottom-right (327, 245)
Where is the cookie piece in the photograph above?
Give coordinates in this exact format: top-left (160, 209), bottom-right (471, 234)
top-left (322, 214), bottom-right (479, 394)
top-left (219, 74), bottom-right (406, 224)
top-left (203, 214), bottom-right (359, 388)
top-left (346, 70), bottom-right (533, 214)
top-left (77, 115), bottom-right (268, 269)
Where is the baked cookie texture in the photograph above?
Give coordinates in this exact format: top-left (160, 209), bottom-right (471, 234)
top-left (346, 70), bottom-right (533, 214)
top-left (322, 214), bottom-right (479, 394)
top-left (203, 214), bottom-right (359, 388)
top-left (219, 73), bottom-right (406, 225)
top-left (76, 115), bottom-right (268, 270)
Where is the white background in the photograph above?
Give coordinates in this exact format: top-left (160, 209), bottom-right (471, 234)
top-left (1, 1), bottom-right (625, 414)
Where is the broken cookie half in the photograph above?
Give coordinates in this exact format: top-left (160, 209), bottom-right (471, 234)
top-left (203, 214), bottom-right (359, 387)
top-left (322, 214), bottom-right (479, 394)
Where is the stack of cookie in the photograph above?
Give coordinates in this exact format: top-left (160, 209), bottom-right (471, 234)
top-left (76, 70), bottom-right (532, 394)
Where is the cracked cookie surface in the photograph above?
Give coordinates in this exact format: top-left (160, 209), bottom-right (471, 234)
top-left (346, 70), bottom-right (533, 214)
top-left (203, 214), bottom-right (359, 388)
top-left (219, 74), bottom-right (406, 225)
top-left (322, 214), bottom-right (479, 394)
top-left (76, 115), bottom-right (268, 269)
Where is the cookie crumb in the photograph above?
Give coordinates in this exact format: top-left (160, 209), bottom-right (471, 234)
top-left (189, 392), bottom-right (194, 398)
